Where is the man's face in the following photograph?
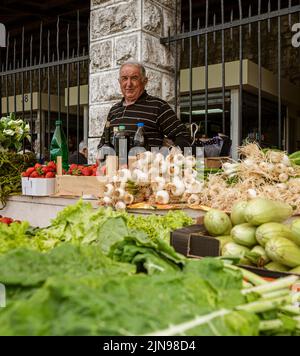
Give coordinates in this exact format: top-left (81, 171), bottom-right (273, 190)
top-left (119, 65), bottom-right (147, 104)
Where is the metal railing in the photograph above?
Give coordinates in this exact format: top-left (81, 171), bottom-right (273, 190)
top-left (161, 0), bottom-right (300, 151)
top-left (0, 11), bottom-right (89, 162)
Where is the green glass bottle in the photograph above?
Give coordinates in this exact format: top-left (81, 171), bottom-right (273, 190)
top-left (50, 120), bottom-right (69, 171)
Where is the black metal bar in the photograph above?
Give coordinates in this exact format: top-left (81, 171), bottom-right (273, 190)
top-left (189, 0), bottom-right (193, 132)
top-left (205, 0), bottom-right (209, 136)
top-left (13, 38), bottom-right (16, 116)
top-left (174, 0), bottom-right (178, 116)
top-left (87, 18), bottom-right (90, 151)
top-left (221, 0), bottom-right (225, 134)
top-left (5, 32), bottom-right (9, 115)
top-left (29, 35), bottom-right (33, 151)
top-left (47, 30), bottom-right (51, 151)
top-left (21, 27), bottom-right (24, 121)
top-left (258, 0), bottom-right (262, 145)
top-left (77, 10), bottom-right (81, 164)
top-left (239, 0), bottom-right (243, 147)
top-left (0, 48), bottom-right (2, 116)
top-left (66, 24), bottom-right (70, 151)
top-left (56, 17), bottom-right (61, 123)
top-left (278, 0), bottom-right (282, 149)
top-left (161, 5), bottom-right (300, 43)
top-left (39, 22), bottom-right (43, 161)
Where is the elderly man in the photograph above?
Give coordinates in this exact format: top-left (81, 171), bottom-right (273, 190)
top-left (99, 61), bottom-right (190, 150)
top-left (69, 141), bottom-right (88, 165)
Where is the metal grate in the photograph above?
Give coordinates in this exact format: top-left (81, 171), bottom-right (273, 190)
top-left (161, 0), bottom-right (300, 152)
top-left (0, 10), bottom-right (89, 163)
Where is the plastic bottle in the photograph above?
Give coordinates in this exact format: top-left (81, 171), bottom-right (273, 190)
top-left (50, 120), bottom-right (69, 171)
top-left (96, 122), bottom-right (115, 176)
top-left (129, 122), bottom-right (147, 157)
top-left (115, 125), bottom-right (130, 167)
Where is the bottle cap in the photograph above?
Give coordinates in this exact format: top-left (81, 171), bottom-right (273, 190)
top-left (137, 122), bottom-right (144, 127)
top-left (119, 125), bottom-right (126, 130)
top-left (55, 120), bottom-right (62, 125)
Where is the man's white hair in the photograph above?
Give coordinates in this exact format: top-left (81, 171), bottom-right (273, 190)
top-left (79, 141), bottom-right (88, 152)
top-left (119, 61), bottom-right (147, 80)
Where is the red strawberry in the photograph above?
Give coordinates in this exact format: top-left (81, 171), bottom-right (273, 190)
top-left (47, 161), bottom-right (56, 170)
top-left (42, 166), bottom-right (50, 174)
top-left (69, 164), bottom-right (78, 171)
top-left (34, 163), bottom-right (42, 170)
top-left (22, 172), bottom-right (30, 177)
top-left (45, 172), bottom-right (55, 178)
top-left (30, 171), bottom-right (40, 178)
top-left (81, 167), bottom-right (92, 176)
top-left (0, 217), bottom-right (13, 225)
top-left (26, 167), bottom-right (35, 175)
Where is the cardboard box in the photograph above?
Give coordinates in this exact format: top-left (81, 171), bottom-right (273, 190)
top-left (21, 177), bottom-right (56, 196)
top-left (205, 157), bottom-right (230, 169)
top-left (55, 175), bottom-right (106, 198)
top-left (171, 225), bottom-right (300, 279)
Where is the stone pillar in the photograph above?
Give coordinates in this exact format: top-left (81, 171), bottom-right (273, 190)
top-left (88, 0), bottom-right (177, 162)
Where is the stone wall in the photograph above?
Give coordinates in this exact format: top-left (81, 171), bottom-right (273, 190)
top-left (88, 0), bottom-right (178, 162)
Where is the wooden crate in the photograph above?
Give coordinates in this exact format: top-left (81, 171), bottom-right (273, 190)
top-left (54, 175), bottom-right (106, 197)
top-left (205, 156), bottom-right (229, 169)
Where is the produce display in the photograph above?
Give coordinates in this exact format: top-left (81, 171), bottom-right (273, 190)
top-left (21, 161), bottom-right (57, 178)
top-left (200, 143), bottom-right (300, 214)
top-left (203, 198), bottom-right (300, 273)
top-left (0, 216), bottom-right (20, 225)
top-left (0, 200), bottom-right (299, 336)
top-left (100, 148), bottom-right (203, 209)
top-left (0, 150), bottom-right (36, 207)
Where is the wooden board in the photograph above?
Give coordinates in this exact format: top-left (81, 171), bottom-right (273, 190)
top-left (54, 175), bottom-right (106, 197)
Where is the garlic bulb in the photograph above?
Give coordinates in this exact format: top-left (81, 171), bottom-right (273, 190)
top-left (118, 169), bottom-right (132, 182)
top-left (124, 193), bottom-right (134, 205)
top-left (104, 184), bottom-right (114, 197)
top-left (247, 189), bottom-right (257, 199)
top-left (102, 196), bottom-right (112, 206)
top-left (155, 190), bottom-right (170, 205)
top-left (184, 168), bottom-right (198, 179)
top-left (170, 178), bottom-right (185, 196)
top-left (184, 156), bottom-right (196, 168)
top-left (113, 188), bottom-right (125, 200)
top-left (148, 167), bottom-right (160, 181)
top-left (188, 194), bottom-right (200, 205)
top-left (186, 181), bottom-right (203, 194)
top-left (151, 177), bottom-right (166, 192)
top-left (167, 164), bottom-right (181, 177)
top-left (173, 154), bottom-right (185, 167)
top-left (115, 201), bottom-right (126, 210)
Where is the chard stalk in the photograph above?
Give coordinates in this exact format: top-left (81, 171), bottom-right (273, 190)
top-left (145, 309), bottom-right (230, 336)
top-left (241, 275), bottom-right (299, 295)
top-left (261, 290), bottom-right (290, 300)
top-left (224, 264), bottom-right (267, 286)
top-left (279, 305), bottom-right (300, 315)
top-left (236, 294), bottom-right (300, 314)
top-left (259, 319), bottom-right (283, 331)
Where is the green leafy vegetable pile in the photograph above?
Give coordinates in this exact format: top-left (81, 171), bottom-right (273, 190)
top-left (0, 201), bottom-right (299, 336)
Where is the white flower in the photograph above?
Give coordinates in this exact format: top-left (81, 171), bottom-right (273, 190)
top-left (3, 129), bottom-right (15, 136)
top-left (15, 127), bottom-right (24, 135)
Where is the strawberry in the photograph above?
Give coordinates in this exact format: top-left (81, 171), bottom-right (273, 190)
top-left (26, 167), bottom-right (35, 175)
top-left (42, 166), bottom-right (50, 175)
top-left (45, 172), bottom-right (55, 178)
top-left (22, 172), bottom-right (30, 177)
top-left (0, 217), bottom-right (13, 225)
top-left (81, 167), bottom-right (92, 176)
top-left (47, 161), bottom-right (56, 170)
top-left (69, 164), bottom-right (78, 171)
top-left (30, 171), bottom-right (40, 178)
top-left (34, 163), bottom-right (42, 170)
